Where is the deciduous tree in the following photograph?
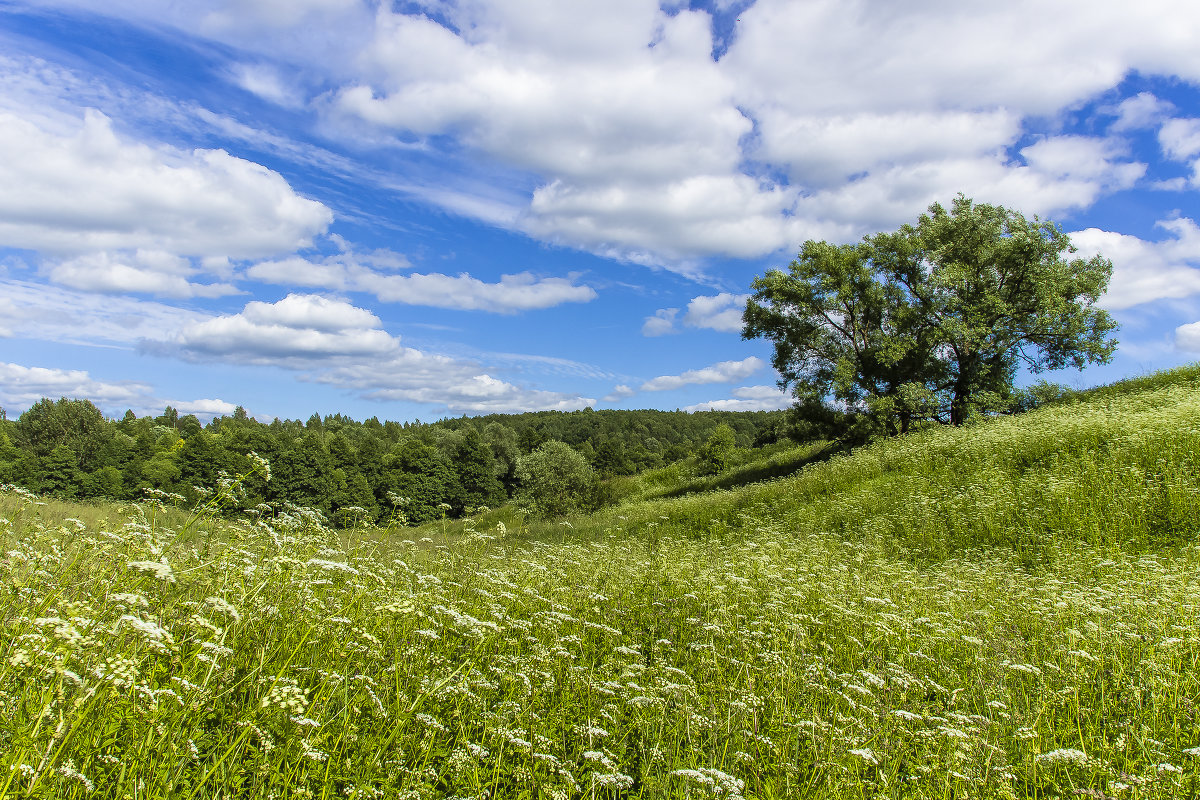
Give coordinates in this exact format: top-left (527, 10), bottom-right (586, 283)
top-left (744, 196), bottom-right (1118, 429)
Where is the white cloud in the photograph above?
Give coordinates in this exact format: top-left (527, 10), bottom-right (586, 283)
top-left (1175, 321), bottom-right (1200, 353)
top-left (602, 384), bottom-right (636, 403)
top-left (174, 294), bottom-right (396, 363)
top-left (683, 293), bottom-right (748, 333)
top-left (42, 250), bottom-right (242, 298)
top-left (0, 279), bottom-right (211, 346)
top-left (1107, 92), bottom-right (1174, 131)
top-left (355, 271), bottom-right (596, 312)
top-left (1070, 217), bottom-right (1200, 310)
top-left (788, 143), bottom-right (1145, 239)
top-left (641, 356), bottom-right (764, 392)
top-left (1159, 118), bottom-right (1200, 188)
top-left (523, 173), bottom-right (796, 260)
top-left (0, 109), bottom-right (331, 258)
top-left (724, 0), bottom-right (1200, 117)
top-left (163, 293), bottom-right (592, 414)
top-left (683, 384), bottom-right (792, 412)
top-left (756, 109), bottom-right (1021, 187)
top-left (25, 1), bottom-right (1200, 263)
top-left (1159, 118), bottom-right (1200, 161)
top-left (247, 253), bottom-right (596, 313)
top-left (228, 62), bottom-right (304, 108)
top-left (171, 398), bottom-right (239, 418)
top-left (0, 361), bottom-right (152, 411)
top-left (642, 308), bottom-right (678, 337)
top-left (643, 293), bottom-right (749, 337)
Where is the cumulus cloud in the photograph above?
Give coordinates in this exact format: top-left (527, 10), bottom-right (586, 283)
top-left (1175, 322), bottom-right (1200, 353)
top-left (1158, 117), bottom-right (1200, 187)
top-left (1159, 118), bottom-right (1200, 161)
top-left (0, 109), bottom-right (331, 258)
top-left (642, 308), bottom-right (679, 337)
top-left (0, 361), bottom-right (152, 411)
top-left (171, 398), bottom-right (239, 418)
top-left (163, 293), bottom-right (591, 414)
top-left (26, 1), bottom-right (1200, 264)
top-left (683, 384), bottom-right (792, 412)
top-left (1106, 92), bottom-right (1174, 131)
top-left (643, 293), bottom-right (748, 337)
top-left (601, 384), bottom-right (636, 403)
top-left (640, 356), bottom-right (764, 392)
top-left (42, 250), bottom-right (242, 298)
top-left (683, 293), bottom-right (748, 333)
top-left (1070, 217), bottom-right (1200, 310)
top-left (330, 0), bottom-right (1196, 259)
top-left (174, 294), bottom-right (398, 363)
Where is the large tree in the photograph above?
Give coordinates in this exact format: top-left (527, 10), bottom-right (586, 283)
top-left (744, 196), bottom-right (1118, 429)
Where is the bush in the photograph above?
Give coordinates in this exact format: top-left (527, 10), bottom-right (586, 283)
top-left (515, 440), bottom-right (597, 517)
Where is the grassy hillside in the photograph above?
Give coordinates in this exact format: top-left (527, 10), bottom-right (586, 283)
top-left (2, 365), bottom-right (1200, 798)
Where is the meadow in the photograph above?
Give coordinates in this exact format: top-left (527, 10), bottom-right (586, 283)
top-left (2, 366), bottom-right (1200, 798)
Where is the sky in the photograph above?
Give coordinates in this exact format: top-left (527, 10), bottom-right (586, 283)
top-left (0, 0), bottom-right (1198, 424)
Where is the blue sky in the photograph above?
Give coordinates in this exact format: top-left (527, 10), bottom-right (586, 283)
top-left (0, 0), bottom-right (1198, 423)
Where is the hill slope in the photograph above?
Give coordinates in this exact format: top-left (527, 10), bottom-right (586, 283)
top-left (2, 365), bottom-right (1199, 798)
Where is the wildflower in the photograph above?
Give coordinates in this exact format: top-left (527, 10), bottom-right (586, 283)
top-left (306, 558), bottom-right (360, 576)
top-left (1036, 749), bottom-right (1091, 766)
top-left (109, 593), bottom-right (149, 608)
top-left (300, 739), bottom-right (328, 763)
top-left (56, 759), bottom-right (94, 793)
top-left (116, 615), bottom-right (175, 652)
top-left (204, 596), bottom-right (241, 622)
top-left (261, 677), bottom-right (309, 716)
top-left (247, 451), bottom-right (272, 481)
top-left (849, 748), bottom-right (880, 766)
top-left (593, 772), bottom-right (635, 790)
top-left (671, 768), bottom-right (745, 798)
top-left (34, 616), bottom-right (84, 646)
top-left (128, 558), bottom-right (176, 583)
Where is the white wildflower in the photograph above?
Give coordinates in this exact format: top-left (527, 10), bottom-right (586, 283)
top-left (128, 558), bottom-right (175, 583)
top-left (1036, 749), bottom-right (1091, 766)
top-left (204, 597), bottom-right (241, 622)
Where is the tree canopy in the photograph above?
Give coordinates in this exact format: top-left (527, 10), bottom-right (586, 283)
top-left (744, 196), bottom-right (1118, 430)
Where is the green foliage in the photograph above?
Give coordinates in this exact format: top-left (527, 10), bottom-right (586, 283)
top-left (695, 423), bottom-right (737, 475)
top-left (745, 195), bottom-right (1119, 429)
top-left (0, 398), bottom-right (801, 525)
top-left (380, 438), bottom-right (460, 523)
top-left (14, 397), bottom-right (112, 470)
top-left (515, 440), bottom-right (597, 517)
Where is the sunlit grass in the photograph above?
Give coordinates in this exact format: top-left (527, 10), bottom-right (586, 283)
top-left (3, 365), bottom-right (1200, 798)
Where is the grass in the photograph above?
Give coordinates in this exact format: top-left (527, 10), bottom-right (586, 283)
top-left (2, 365), bottom-right (1200, 798)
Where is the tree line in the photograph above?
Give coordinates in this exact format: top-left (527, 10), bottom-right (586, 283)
top-left (0, 399), bottom-right (785, 524)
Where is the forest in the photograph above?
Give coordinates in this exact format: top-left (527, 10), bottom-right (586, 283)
top-left (0, 397), bottom-right (787, 525)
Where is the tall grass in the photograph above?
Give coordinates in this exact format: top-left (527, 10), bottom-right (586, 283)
top-left (2, 366), bottom-right (1200, 798)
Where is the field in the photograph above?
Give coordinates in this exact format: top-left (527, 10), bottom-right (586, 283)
top-left (3, 366), bottom-right (1200, 798)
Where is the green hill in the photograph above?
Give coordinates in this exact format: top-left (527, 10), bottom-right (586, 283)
top-left (2, 365), bottom-right (1199, 798)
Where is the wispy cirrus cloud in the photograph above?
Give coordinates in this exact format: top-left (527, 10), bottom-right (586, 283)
top-left (247, 253), bottom-right (597, 313)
